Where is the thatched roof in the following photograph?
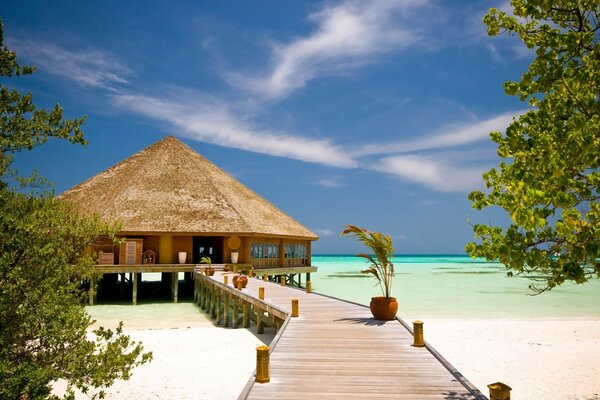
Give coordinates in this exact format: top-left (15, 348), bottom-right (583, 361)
top-left (60, 136), bottom-right (318, 240)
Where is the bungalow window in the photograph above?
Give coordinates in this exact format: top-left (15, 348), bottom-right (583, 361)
top-left (250, 242), bottom-right (279, 268)
top-left (284, 243), bottom-right (307, 266)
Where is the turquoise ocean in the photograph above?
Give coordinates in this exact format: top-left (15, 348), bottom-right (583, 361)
top-left (310, 255), bottom-right (600, 319)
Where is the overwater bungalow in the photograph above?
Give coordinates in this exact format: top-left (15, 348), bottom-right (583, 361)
top-left (60, 135), bottom-right (318, 303)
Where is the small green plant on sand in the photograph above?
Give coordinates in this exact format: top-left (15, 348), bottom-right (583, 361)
top-left (341, 225), bottom-right (395, 298)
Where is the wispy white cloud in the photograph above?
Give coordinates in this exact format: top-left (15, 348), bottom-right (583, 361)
top-left (112, 92), bottom-right (357, 168)
top-left (311, 177), bottom-right (345, 188)
top-left (227, 0), bottom-right (428, 100)
top-left (11, 38), bottom-right (132, 89)
top-left (314, 228), bottom-right (335, 237)
top-left (353, 111), bottom-right (518, 157)
top-left (372, 154), bottom-right (485, 193)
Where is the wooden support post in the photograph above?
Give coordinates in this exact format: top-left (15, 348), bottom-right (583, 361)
top-left (216, 290), bottom-right (223, 326)
top-left (232, 298), bottom-right (240, 329)
top-left (194, 276), bottom-right (199, 303)
top-left (223, 293), bottom-right (230, 327)
top-left (255, 345), bottom-right (270, 383)
top-left (172, 272), bottom-right (179, 303)
top-left (306, 281), bottom-right (312, 293)
top-left (488, 382), bottom-right (511, 400)
top-left (413, 320), bottom-right (425, 347)
top-left (89, 275), bottom-right (96, 306)
top-left (291, 298), bottom-right (299, 317)
top-left (132, 272), bottom-right (139, 305)
top-left (243, 303), bottom-right (250, 328)
top-left (256, 308), bottom-right (265, 334)
top-left (211, 287), bottom-right (217, 319)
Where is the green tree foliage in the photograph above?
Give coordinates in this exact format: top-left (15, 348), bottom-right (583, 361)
top-left (467, 1), bottom-right (599, 293)
top-left (0, 19), bottom-right (151, 399)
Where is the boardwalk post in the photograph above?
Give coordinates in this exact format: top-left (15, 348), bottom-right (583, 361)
top-left (243, 303), bottom-right (250, 328)
top-left (488, 382), bottom-right (511, 400)
top-left (249, 269), bottom-right (254, 277)
top-left (259, 287), bottom-right (265, 300)
top-left (280, 275), bottom-right (286, 286)
top-left (306, 281), bottom-right (312, 293)
top-left (291, 298), bottom-right (299, 317)
top-left (263, 274), bottom-right (268, 282)
top-left (255, 345), bottom-right (270, 383)
top-left (172, 272), bottom-right (178, 303)
top-left (89, 275), bottom-right (96, 306)
top-left (256, 308), bottom-right (265, 334)
top-left (132, 272), bottom-right (139, 305)
top-left (237, 279), bottom-right (243, 290)
top-left (413, 320), bottom-right (425, 347)
top-left (224, 275), bottom-right (228, 285)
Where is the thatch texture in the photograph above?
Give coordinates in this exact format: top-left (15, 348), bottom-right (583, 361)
top-left (60, 136), bottom-right (318, 239)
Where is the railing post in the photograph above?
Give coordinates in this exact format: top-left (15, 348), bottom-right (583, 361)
top-left (259, 287), bottom-right (265, 300)
top-left (488, 382), bottom-right (511, 400)
top-left (255, 345), bottom-right (270, 383)
top-left (291, 298), bottom-right (299, 317)
top-left (413, 320), bottom-right (425, 347)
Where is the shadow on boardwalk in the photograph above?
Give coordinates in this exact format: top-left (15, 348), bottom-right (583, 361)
top-left (333, 317), bottom-right (389, 326)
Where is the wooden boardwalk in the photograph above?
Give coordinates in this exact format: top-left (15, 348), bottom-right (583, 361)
top-left (195, 271), bottom-right (487, 400)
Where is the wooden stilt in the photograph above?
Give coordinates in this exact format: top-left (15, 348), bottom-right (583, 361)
top-left (172, 272), bottom-right (178, 303)
top-left (133, 272), bottom-right (139, 305)
top-left (256, 308), bottom-right (265, 334)
top-left (243, 303), bottom-right (250, 328)
top-left (233, 298), bottom-right (240, 328)
top-left (224, 293), bottom-right (230, 327)
top-left (89, 275), bottom-right (96, 306)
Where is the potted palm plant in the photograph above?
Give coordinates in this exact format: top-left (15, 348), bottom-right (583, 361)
top-left (201, 256), bottom-right (215, 276)
top-left (341, 225), bottom-right (397, 320)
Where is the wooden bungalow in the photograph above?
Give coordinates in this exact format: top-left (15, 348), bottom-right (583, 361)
top-left (60, 135), bottom-right (318, 303)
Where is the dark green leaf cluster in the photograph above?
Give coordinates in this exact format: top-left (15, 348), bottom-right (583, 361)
top-left (468, 1), bottom-right (600, 293)
top-left (341, 225), bottom-right (395, 298)
top-left (0, 19), bottom-right (152, 399)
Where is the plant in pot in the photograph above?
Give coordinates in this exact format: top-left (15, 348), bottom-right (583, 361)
top-left (201, 256), bottom-right (215, 276)
top-left (341, 225), bottom-right (397, 321)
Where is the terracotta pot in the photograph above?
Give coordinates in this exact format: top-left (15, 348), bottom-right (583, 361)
top-left (369, 296), bottom-right (398, 321)
top-left (204, 267), bottom-right (215, 276)
top-left (232, 275), bottom-right (248, 289)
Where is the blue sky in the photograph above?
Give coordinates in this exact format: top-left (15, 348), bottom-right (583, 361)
top-left (3, 0), bottom-right (530, 254)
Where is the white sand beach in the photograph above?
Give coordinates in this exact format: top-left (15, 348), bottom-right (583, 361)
top-left (420, 318), bottom-right (600, 400)
top-left (53, 303), bottom-right (276, 400)
top-left (55, 305), bottom-right (600, 399)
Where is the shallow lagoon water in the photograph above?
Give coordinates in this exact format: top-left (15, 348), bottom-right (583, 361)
top-left (311, 255), bottom-right (600, 318)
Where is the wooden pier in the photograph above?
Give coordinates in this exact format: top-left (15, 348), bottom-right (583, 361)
top-left (89, 264), bottom-right (317, 306)
top-left (194, 271), bottom-right (487, 400)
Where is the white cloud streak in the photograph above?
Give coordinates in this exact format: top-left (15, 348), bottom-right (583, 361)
top-left (352, 111), bottom-right (519, 156)
top-left (373, 154), bottom-right (485, 193)
top-left (228, 0), bottom-right (428, 100)
top-left (312, 177), bottom-right (345, 188)
top-left (112, 93), bottom-right (357, 168)
top-left (11, 38), bottom-right (132, 89)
